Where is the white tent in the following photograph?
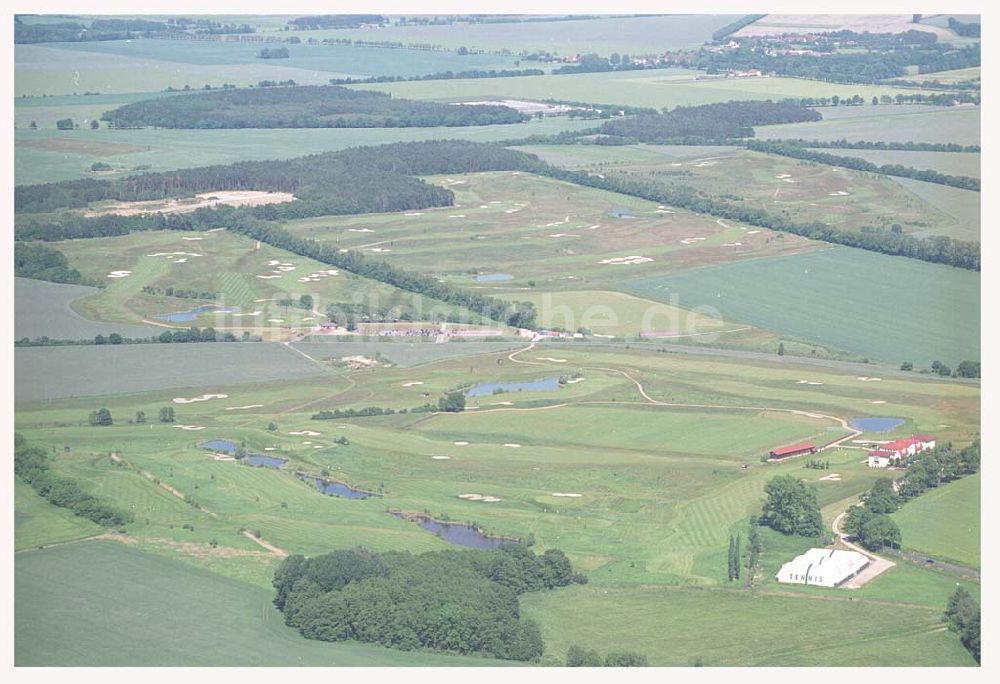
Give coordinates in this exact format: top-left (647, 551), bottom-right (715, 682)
top-left (775, 548), bottom-right (869, 587)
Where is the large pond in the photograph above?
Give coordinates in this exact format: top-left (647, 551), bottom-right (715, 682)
top-left (392, 513), bottom-right (514, 549)
top-left (198, 439), bottom-right (287, 468)
top-left (157, 304), bottom-right (239, 323)
top-left (466, 377), bottom-right (561, 397)
top-left (475, 273), bottom-right (514, 282)
top-left (298, 474), bottom-right (374, 499)
top-left (849, 417), bottom-right (906, 433)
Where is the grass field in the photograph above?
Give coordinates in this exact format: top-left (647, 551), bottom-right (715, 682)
top-left (756, 106), bottom-right (981, 146)
top-left (893, 473), bottom-right (980, 568)
top-left (625, 246), bottom-right (981, 367)
top-left (889, 178), bottom-right (981, 239)
top-left (16, 541), bottom-right (509, 666)
top-left (813, 149), bottom-right (980, 178)
top-left (14, 117), bottom-right (597, 184)
top-left (15, 337), bottom-right (979, 665)
top-left (15, 480), bottom-right (103, 551)
top-left (599, 148), bottom-right (974, 241)
top-left (353, 69), bottom-right (943, 112)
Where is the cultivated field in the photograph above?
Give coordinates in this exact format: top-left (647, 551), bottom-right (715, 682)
top-left (811, 149), bottom-right (980, 179)
top-left (14, 116), bottom-right (596, 184)
top-left (15, 277), bottom-right (161, 340)
top-left (625, 246), bottom-right (981, 367)
top-left (353, 69), bottom-right (943, 113)
top-left (889, 178), bottom-right (981, 239)
top-left (733, 14), bottom-right (957, 39)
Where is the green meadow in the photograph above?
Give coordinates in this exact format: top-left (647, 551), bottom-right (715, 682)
top-left (756, 106), bottom-right (981, 145)
top-left (893, 473), bottom-right (981, 568)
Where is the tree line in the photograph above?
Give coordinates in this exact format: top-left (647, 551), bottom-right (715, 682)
top-left (14, 242), bottom-right (82, 284)
top-left (746, 140), bottom-right (980, 191)
top-left (329, 68), bottom-right (545, 85)
top-left (764, 138), bottom-right (980, 153)
top-left (99, 85), bottom-right (527, 129)
top-left (945, 586), bottom-right (980, 663)
top-left (14, 433), bottom-right (133, 528)
top-left (273, 544), bottom-right (585, 660)
top-left (600, 100), bottom-right (822, 142)
top-left (16, 327), bottom-right (260, 347)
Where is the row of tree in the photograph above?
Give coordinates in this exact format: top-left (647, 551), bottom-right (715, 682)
top-left (311, 392), bottom-right (464, 420)
top-left (764, 138), bottom-right (980, 153)
top-left (599, 100), bottom-right (822, 142)
top-left (328, 68), bottom-right (546, 85)
top-left (16, 329), bottom-right (258, 347)
top-left (273, 545), bottom-right (585, 660)
top-left (14, 433), bottom-right (133, 527)
top-left (746, 140), bottom-right (980, 191)
top-left (565, 646), bottom-right (648, 666)
top-left (945, 587), bottom-right (980, 663)
top-left (99, 85), bottom-right (527, 129)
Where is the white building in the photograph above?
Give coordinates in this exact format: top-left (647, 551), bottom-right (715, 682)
top-left (775, 548), bottom-right (869, 587)
top-left (868, 435), bottom-right (936, 469)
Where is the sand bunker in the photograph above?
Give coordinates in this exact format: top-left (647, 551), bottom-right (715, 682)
top-left (536, 357), bottom-right (567, 363)
top-left (107, 270), bottom-right (132, 278)
top-left (503, 443), bottom-right (522, 448)
top-left (173, 393), bottom-right (228, 404)
top-left (454, 441), bottom-right (470, 446)
top-left (302, 441), bottom-right (312, 445)
top-left (459, 494), bottom-right (502, 502)
top-left (289, 430), bottom-right (321, 437)
top-left (747, 230), bottom-right (761, 235)
top-left (348, 228), bottom-right (374, 233)
top-left (432, 455), bottom-right (451, 460)
top-left (857, 376), bottom-right (883, 382)
top-left (488, 401), bottom-right (514, 406)
top-left (264, 447), bottom-right (277, 451)
top-left (404, 212), bottom-right (424, 216)
top-left (225, 404), bottom-right (265, 410)
top-left (829, 191), bottom-right (850, 196)
top-left (599, 256), bottom-right (654, 265)
top-left (173, 258), bottom-right (188, 263)
top-left (565, 378), bottom-right (585, 384)
top-left (819, 473), bottom-right (842, 481)
top-left (147, 252), bottom-right (202, 258)
top-left (549, 233), bottom-right (579, 238)
top-left (680, 237), bottom-right (707, 245)
top-left (588, 224), bottom-right (601, 230)
top-left (402, 381), bottom-right (424, 387)
top-left (172, 424), bottom-right (206, 431)
top-left (229, 311), bottom-right (261, 317)
top-left (342, 355), bottom-right (378, 369)
top-left (86, 191), bottom-right (295, 218)
top-left (313, 445), bottom-right (323, 449)
top-left (257, 275), bottom-right (282, 280)
top-left (267, 319), bottom-right (284, 324)
top-left (872, 400), bottom-right (887, 404)
top-left (369, 248), bottom-right (391, 253)
top-left (448, 215), bottom-right (466, 218)
top-left (182, 236), bottom-right (203, 241)
top-left (551, 492), bottom-right (582, 497)
top-left (722, 242), bottom-right (743, 247)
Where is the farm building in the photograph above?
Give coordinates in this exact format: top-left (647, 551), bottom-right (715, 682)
top-left (867, 435), bottom-right (936, 468)
top-left (776, 548), bottom-right (869, 587)
top-left (768, 442), bottom-right (817, 459)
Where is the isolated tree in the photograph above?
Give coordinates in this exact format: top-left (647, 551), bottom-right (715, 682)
top-left (56, 118), bottom-right (74, 130)
top-left (108, 332), bottom-right (123, 345)
top-left (96, 408), bottom-right (113, 426)
top-left (299, 294), bottom-right (314, 310)
top-left (955, 360), bottom-right (980, 378)
top-left (135, 410), bottom-right (147, 424)
top-left (777, 342), bottom-right (785, 356)
top-left (159, 406), bottom-right (176, 423)
top-left (267, 421), bottom-right (278, 432)
top-left (437, 391), bottom-right (466, 413)
top-left (94, 334), bottom-right (107, 345)
top-left (900, 361), bottom-right (913, 371)
top-left (761, 475), bottom-right (822, 536)
top-left (566, 644), bottom-right (603, 666)
top-left (29, 120), bottom-right (37, 129)
top-left (89, 119), bottom-right (99, 130)
top-left (746, 519), bottom-right (762, 583)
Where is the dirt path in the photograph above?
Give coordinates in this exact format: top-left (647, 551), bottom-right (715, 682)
top-left (831, 510), bottom-right (896, 588)
top-left (242, 529), bottom-right (288, 557)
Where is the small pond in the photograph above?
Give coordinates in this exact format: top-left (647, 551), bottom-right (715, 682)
top-left (299, 474), bottom-right (374, 499)
top-left (157, 304), bottom-right (239, 323)
top-left (475, 273), bottom-right (514, 282)
top-left (245, 455), bottom-right (288, 468)
top-left (849, 417), bottom-right (906, 433)
top-left (198, 439), bottom-right (286, 468)
top-left (466, 377), bottom-right (561, 397)
top-left (392, 513), bottom-right (514, 549)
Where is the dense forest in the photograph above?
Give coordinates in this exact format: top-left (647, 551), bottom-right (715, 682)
top-left (13, 16), bottom-right (175, 43)
top-left (747, 140), bottom-right (980, 191)
top-left (947, 17), bottom-right (981, 38)
top-left (600, 100), bottom-right (821, 142)
top-left (273, 545), bottom-right (584, 660)
top-left (100, 85), bottom-right (527, 129)
top-left (14, 433), bottom-right (133, 527)
top-left (14, 242), bottom-right (83, 284)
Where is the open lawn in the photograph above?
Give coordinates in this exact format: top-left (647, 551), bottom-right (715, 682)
top-left (893, 473), bottom-right (980, 568)
top-left (889, 178), bottom-right (981, 239)
top-left (625, 246), bottom-right (981, 367)
top-left (16, 541), bottom-right (508, 666)
top-left (812, 149), bottom-right (980, 179)
top-left (756, 106), bottom-right (981, 146)
top-left (15, 480), bottom-right (103, 551)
